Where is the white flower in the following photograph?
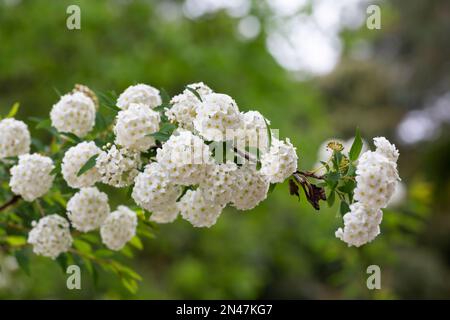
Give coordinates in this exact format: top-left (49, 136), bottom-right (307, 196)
top-left (67, 187), bottom-right (110, 232)
top-left (165, 82), bottom-right (213, 130)
top-left (373, 136), bottom-right (399, 163)
top-left (28, 215), bottom-right (72, 259)
top-left (260, 138), bottom-right (298, 184)
top-left (353, 150), bottom-right (399, 209)
top-left (186, 82), bottom-right (213, 97)
top-left (149, 204), bottom-right (179, 224)
top-left (199, 161), bottom-right (238, 206)
top-left (114, 103), bottom-right (160, 151)
top-left (62, 141), bottom-right (101, 188)
top-left (132, 162), bottom-right (181, 213)
top-left (193, 93), bottom-right (242, 141)
top-left (179, 189), bottom-right (225, 228)
top-left (116, 84), bottom-right (162, 110)
top-left (50, 92), bottom-right (96, 138)
top-left (231, 164), bottom-right (270, 210)
top-left (0, 118), bottom-right (30, 159)
top-left (96, 145), bottom-right (141, 188)
top-left (156, 130), bottom-right (213, 185)
top-left (100, 206), bottom-right (137, 251)
top-left (335, 203), bottom-right (382, 247)
top-left (9, 154), bottom-right (55, 201)
top-left (234, 111), bottom-right (271, 153)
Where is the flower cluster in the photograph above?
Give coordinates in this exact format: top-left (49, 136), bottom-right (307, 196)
top-left (100, 206), bottom-right (137, 251)
top-left (27, 215), bottom-right (73, 259)
top-left (0, 118), bottom-right (30, 159)
top-left (9, 154), bottom-right (55, 201)
top-left (336, 137), bottom-right (400, 247)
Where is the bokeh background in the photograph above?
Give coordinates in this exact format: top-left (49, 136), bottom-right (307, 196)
top-left (0, 0), bottom-right (449, 299)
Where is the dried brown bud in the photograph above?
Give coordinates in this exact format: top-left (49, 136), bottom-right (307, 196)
top-left (73, 84), bottom-right (99, 110)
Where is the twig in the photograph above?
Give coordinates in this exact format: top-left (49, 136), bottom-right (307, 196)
top-left (0, 195), bottom-right (21, 212)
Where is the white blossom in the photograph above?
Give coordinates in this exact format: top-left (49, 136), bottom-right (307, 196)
top-left (193, 93), bottom-right (242, 141)
top-left (149, 204), bottom-right (179, 224)
top-left (67, 187), bottom-right (110, 232)
top-left (0, 118), bottom-right (30, 159)
top-left (231, 164), bottom-right (270, 210)
top-left (114, 103), bottom-right (160, 151)
top-left (260, 137), bottom-right (298, 184)
top-left (9, 154), bottom-right (54, 201)
top-left (156, 130), bottom-right (213, 185)
top-left (165, 82), bottom-right (213, 130)
top-left (28, 215), bottom-right (72, 259)
top-left (96, 145), bottom-right (141, 188)
top-left (234, 110), bottom-right (271, 153)
top-left (373, 136), bottom-right (400, 163)
top-left (179, 189), bottom-right (225, 228)
top-left (50, 92), bottom-right (96, 138)
top-left (62, 141), bottom-right (101, 188)
top-left (132, 162), bottom-right (181, 213)
top-left (116, 84), bottom-right (162, 110)
top-left (199, 161), bottom-right (238, 206)
top-left (335, 203), bottom-right (382, 247)
top-left (100, 206), bottom-right (137, 251)
top-left (353, 149), bottom-right (400, 209)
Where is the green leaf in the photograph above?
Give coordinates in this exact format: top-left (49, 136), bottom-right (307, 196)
top-left (6, 235), bottom-right (27, 246)
top-left (6, 102), bottom-right (20, 118)
top-left (129, 236), bottom-right (143, 250)
top-left (340, 201), bottom-right (350, 216)
top-left (15, 249), bottom-right (30, 275)
top-left (77, 154), bottom-right (99, 177)
top-left (327, 190), bottom-right (336, 207)
top-left (36, 119), bottom-right (52, 130)
top-left (73, 238), bottom-right (92, 254)
top-left (59, 132), bottom-right (81, 143)
top-left (349, 128), bottom-right (363, 161)
top-left (160, 88), bottom-right (171, 105)
top-left (56, 253), bottom-right (69, 273)
top-left (325, 171), bottom-right (340, 189)
top-left (159, 122), bottom-right (177, 134)
top-left (185, 86), bottom-right (202, 102)
top-left (148, 131), bottom-right (170, 142)
top-left (268, 183), bottom-right (277, 194)
top-left (263, 117), bottom-right (272, 149)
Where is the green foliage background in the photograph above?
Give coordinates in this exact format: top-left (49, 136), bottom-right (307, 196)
top-left (0, 0), bottom-right (449, 299)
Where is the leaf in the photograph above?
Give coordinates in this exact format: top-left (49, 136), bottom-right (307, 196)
top-left (77, 154), bottom-right (99, 177)
top-left (349, 128), bottom-right (363, 161)
top-left (340, 201), bottom-right (350, 216)
top-left (325, 171), bottom-right (340, 189)
top-left (73, 238), bottom-right (92, 254)
top-left (159, 87), bottom-right (171, 105)
top-left (59, 132), bottom-right (81, 143)
top-left (121, 277), bottom-right (138, 294)
top-left (15, 249), bottom-right (30, 275)
top-left (147, 131), bottom-right (170, 142)
top-left (185, 86), bottom-right (202, 102)
top-left (327, 190), bottom-right (336, 207)
top-left (6, 235), bottom-right (27, 246)
top-left (6, 102), bottom-right (20, 118)
top-left (288, 180), bottom-right (299, 198)
top-left (159, 122), bottom-right (177, 134)
top-left (268, 183), bottom-right (278, 195)
top-left (56, 253), bottom-right (69, 273)
top-left (263, 117), bottom-right (272, 149)
top-left (129, 236), bottom-right (143, 250)
top-left (36, 119), bottom-right (52, 130)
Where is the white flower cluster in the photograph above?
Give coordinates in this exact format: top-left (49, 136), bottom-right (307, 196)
top-left (235, 111), bottom-right (271, 153)
top-left (67, 187), bottom-right (110, 232)
top-left (28, 215), bottom-right (72, 259)
top-left (50, 91), bottom-right (96, 138)
top-left (166, 82), bottom-right (213, 130)
top-left (62, 141), bottom-right (101, 188)
top-left (117, 84), bottom-right (162, 110)
top-left (156, 130), bottom-right (213, 186)
top-left (199, 162), bottom-right (238, 206)
top-left (194, 93), bottom-right (242, 141)
top-left (96, 145), bottom-right (141, 188)
top-left (9, 154), bottom-right (54, 201)
top-left (179, 189), bottom-right (225, 228)
top-left (132, 162), bottom-right (181, 215)
top-left (0, 118), bottom-right (30, 159)
top-left (100, 206), bottom-right (137, 251)
top-left (260, 138), bottom-right (298, 184)
top-left (231, 165), bottom-right (270, 210)
top-left (336, 137), bottom-right (400, 247)
top-left (114, 103), bottom-right (160, 151)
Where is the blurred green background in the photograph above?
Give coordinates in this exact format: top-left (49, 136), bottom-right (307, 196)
top-left (0, 0), bottom-right (449, 299)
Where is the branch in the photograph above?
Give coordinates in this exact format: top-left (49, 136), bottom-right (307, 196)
top-left (0, 195), bottom-right (21, 212)
top-left (296, 170), bottom-right (325, 180)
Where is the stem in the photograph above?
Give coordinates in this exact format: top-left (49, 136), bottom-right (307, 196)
top-left (0, 195), bottom-right (21, 212)
top-left (296, 170), bottom-right (325, 180)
